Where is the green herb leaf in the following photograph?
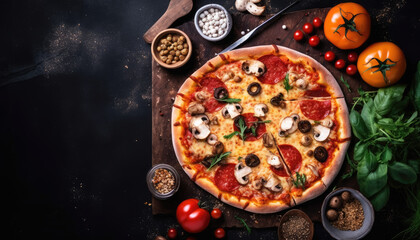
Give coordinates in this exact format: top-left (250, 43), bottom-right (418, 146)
top-left (361, 99), bottom-right (377, 135)
top-left (235, 216), bottom-right (251, 234)
top-left (350, 110), bottom-right (370, 140)
top-left (238, 117), bottom-right (247, 141)
top-left (357, 161), bottom-right (388, 198)
top-left (249, 120), bottom-right (272, 124)
top-left (370, 185), bottom-right (390, 211)
top-left (409, 61), bottom-right (420, 111)
top-left (389, 162), bottom-right (417, 184)
top-left (340, 75), bottom-right (352, 92)
top-left (284, 73), bottom-right (292, 93)
top-left (224, 131), bottom-right (240, 139)
top-left (374, 84), bottom-right (406, 116)
top-left (207, 152), bottom-right (231, 171)
top-left (217, 97), bottom-right (241, 103)
top-left (292, 172), bottom-right (306, 190)
top-left (250, 126), bottom-right (257, 136)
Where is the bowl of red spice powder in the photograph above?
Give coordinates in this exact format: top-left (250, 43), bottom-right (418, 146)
top-left (321, 188), bottom-right (374, 239)
top-left (146, 164), bottom-right (180, 200)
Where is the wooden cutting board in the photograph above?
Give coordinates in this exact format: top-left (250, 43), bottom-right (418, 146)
top-left (151, 8), bottom-right (373, 228)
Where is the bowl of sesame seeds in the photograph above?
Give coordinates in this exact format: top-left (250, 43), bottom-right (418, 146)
top-left (147, 164), bottom-right (180, 200)
top-left (194, 4), bottom-right (232, 41)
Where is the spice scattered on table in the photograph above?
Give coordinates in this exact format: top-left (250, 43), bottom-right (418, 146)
top-left (327, 191), bottom-right (365, 231)
top-left (281, 215), bottom-right (311, 240)
top-left (156, 34), bottom-right (189, 65)
top-left (152, 168), bottom-right (175, 194)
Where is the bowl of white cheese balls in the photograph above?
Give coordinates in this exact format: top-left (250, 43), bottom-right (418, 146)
top-left (194, 4), bottom-right (232, 41)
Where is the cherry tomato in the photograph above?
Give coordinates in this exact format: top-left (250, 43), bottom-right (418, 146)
top-left (167, 228), bottom-right (177, 239)
top-left (176, 199), bottom-right (210, 233)
top-left (214, 228), bottom-right (226, 239)
top-left (308, 36), bottom-right (320, 47)
top-left (211, 208), bottom-right (222, 219)
top-left (324, 51), bottom-right (335, 62)
top-left (313, 17), bottom-right (323, 28)
top-left (335, 59), bottom-right (346, 69)
top-left (293, 30), bottom-right (304, 41)
top-left (302, 23), bottom-right (314, 34)
top-left (347, 52), bottom-right (358, 63)
top-left (346, 64), bottom-right (358, 75)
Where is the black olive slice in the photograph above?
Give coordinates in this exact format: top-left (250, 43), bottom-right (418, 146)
top-left (247, 82), bottom-right (262, 96)
top-left (298, 120), bottom-right (312, 133)
top-left (201, 155), bottom-right (214, 168)
top-left (245, 153), bottom-right (260, 167)
top-left (212, 141), bottom-right (224, 155)
top-left (214, 87), bottom-right (228, 100)
top-left (233, 115), bottom-right (245, 129)
top-left (270, 93), bottom-right (284, 107)
top-left (314, 146), bottom-right (328, 162)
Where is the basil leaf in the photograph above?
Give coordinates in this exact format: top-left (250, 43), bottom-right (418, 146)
top-left (353, 141), bottom-right (368, 162)
top-left (374, 84), bottom-right (406, 116)
top-left (217, 97), bottom-right (241, 103)
top-left (357, 161), bottom-right (388, 198)
top-left (409, 61), bottom-right (420, 111)
top-left (284, 73), bottom-right (292, 93)
top-left (378, 146), bottom-right (392, 164)
top-left (350, 110), bottom-right (369, 139)
top-left (370, 185), bottom-right (390, 211)
top-left (365, 150), bottom-right (378, 172)
top-left (361, 99), bottom-right (377, 135)
top-left (408, 159), bottom-right (420, 174)
top-left (389, 162), bottom-right (417, 184)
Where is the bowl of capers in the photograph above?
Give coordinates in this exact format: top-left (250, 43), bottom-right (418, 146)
top-left (151, 28), bottom-right (192, 69)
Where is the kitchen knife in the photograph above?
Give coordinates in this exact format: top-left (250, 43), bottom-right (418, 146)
top-left (219, 0), bottom-right (300, 54)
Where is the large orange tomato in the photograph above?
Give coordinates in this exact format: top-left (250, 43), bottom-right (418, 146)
top-left (324, 2), bottom-right (371, 49)
top-left (357, 42), bottom-right (406, 88)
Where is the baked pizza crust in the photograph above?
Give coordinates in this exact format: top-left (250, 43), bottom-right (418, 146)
top-left (171, 45), bottom-right (351, 214)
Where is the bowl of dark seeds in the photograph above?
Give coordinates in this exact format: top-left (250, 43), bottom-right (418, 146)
top-left (278, 209), bottom-right (314, 240)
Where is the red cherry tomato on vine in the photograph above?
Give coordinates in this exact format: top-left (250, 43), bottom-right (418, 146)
top-left (302, 23), bottom-right (314, 34)
top-left (176, 199), bottom-right (210, 233)
top-left (347, 52), bottom-right (358, 63)
top-left (309, 36), bottom-right (320, 47)
top-left (324, 51), bottom-right (335, 62)
top-left (335, 59), bottom-right (346, 69)
top-left (293, 30), bottom-right (304, 41)
top-left (313, 17), bottom-right (323, 28)
top-left (167, 228), bottom-right (177, 239)
top-left (211, 208), bottom-right (222, 219)
top-left (214, 228), bottom-right (226, 239)
top-left (346, 64), bottom-right (358, 75)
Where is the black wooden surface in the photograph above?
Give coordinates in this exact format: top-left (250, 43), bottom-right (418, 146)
top-left (1, 0), bottom-right (419, 239)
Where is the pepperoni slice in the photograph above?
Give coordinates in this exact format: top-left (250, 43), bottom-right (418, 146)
top-left (304, 88), bottom-right (331, 98)
top-left (299, 99), bottom-right (331, 121)
top-left (257, 55), bottom-right (288, 85)
top-left (214, 164), bottom-right (240, 192)
top-left (233, 113), bottom-right (266, 141)
top-left (271, 145), bottom-right (302, 177)
top-left (197, 77), bottom-right (227, 113)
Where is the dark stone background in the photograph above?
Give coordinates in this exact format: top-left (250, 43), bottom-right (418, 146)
top-left (1, 0), bottom-right (419, 239)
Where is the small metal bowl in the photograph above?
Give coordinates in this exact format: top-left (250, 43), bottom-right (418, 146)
top-left (146, 164), bottom-right (180, 200)
top-left (321, 188), bottom-right (374, 240)
top-left (278, 209), bottom-right (314, 240)
top-left (151, 28), bottom-right (192, 69)
top-left (194, 4), bottom-right (232, 41)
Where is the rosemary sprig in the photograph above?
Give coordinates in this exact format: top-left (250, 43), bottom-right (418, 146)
top-left (217, 96), bottom-right (241, 103)
top-left (249, 120), bottom-right (272, 124)
top-left (340, 75), bottom-right (352, 92)
top-left (224, 117), bottom-right (247, 141)
top-left (235, 216), bottom-right (251, 234)
top-left (292, 172), bottom-right (307, 190)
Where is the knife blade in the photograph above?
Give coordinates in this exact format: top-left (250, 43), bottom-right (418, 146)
top-left (219, 0), bottom-right (300, 54)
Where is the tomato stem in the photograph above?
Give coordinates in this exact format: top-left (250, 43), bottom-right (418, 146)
top-left (363, 57), bottom-right (397, 85)
top-left (333, 8), bottom-right (364, 41)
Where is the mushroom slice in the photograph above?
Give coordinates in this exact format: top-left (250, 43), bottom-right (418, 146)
top-left (307, 164), bottom-right (320, 178)
top-left (300, 135), bottom-right (312, 147)
top-left (321, 118), bottom-right (334, 128)
top-left (210, 116), bottom-right (219, 125)
top-left (267, 154), bottom-right (283, 169)
top-left (212, 141), bottom-right (224, 155)
top-left (245, 2), bottom-right (265, 16)
top-left (222, 103), bottom-right (241, 119)
top-left (206, 134), bottom-right (218, 145)
top-left (195, 91), bottom-right (209, 102)
top-left (254, 103), bottom-right (268, 117)
top-left (188, 102), bottom-right (205, 116)
top-left (313, 125), bottom-right (331, 142)
top-left (262, 132), bottom-right (274, 148)
top-left (234, 162), bottom-right (253, 185)
top-left (242, 60), bottom-right (266, 77)
top-left (251, 178), bottom-right (263, 190)
top-left (296, 79), bottom-right (309, 89)
top-left (280, 117), bottom-right (294, 131)
top-left (235, 0), bottom-right (247, 11)
top-left (264, 175), bottom-right (282, 192)
top-left (221, 71), bottom-right (235, 82)
top-left (278, 129), bottom-right (289, 137)
top-left (191, 124), bottom-right (210, 140)
top-left (189, 114), bottom-right (210, 129)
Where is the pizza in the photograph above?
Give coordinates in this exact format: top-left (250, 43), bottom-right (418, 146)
top-left (171, 45), bottom-right (351, 213)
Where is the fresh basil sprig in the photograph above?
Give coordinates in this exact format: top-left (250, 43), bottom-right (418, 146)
top-left (223, 117), bottom-right (247, 141)
top-left (207, 151), bottom-right (231, 171)
top-left (292, 172), bottom-right (306, 190)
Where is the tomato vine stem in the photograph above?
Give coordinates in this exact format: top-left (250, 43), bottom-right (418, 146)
top-left (363, 57), bottom-right (398, 85)
top-left (333, 8), bottom-right (364, 41)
